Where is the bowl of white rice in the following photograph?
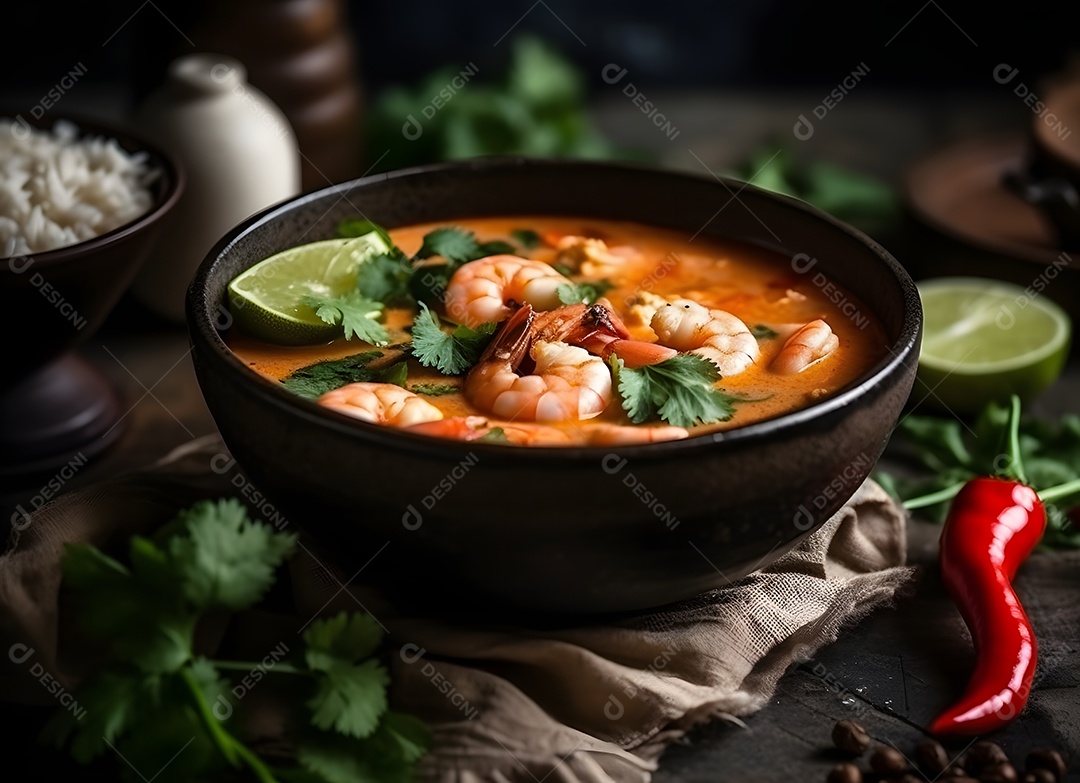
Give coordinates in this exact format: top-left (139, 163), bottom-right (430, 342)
top-left (0, 114), bottom-right (182, 475)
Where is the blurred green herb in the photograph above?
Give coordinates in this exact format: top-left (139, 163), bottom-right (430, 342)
top-left (369, 36), bottom-right (625, 169)
top-left (877, 401), bottom-right (1080, 548)
top-left (410, 303), bottom-right (497, 375)
top-left (282, 351), bottom-right (409, 399)
top-left (44, 499), bottom-right (429, 782)
top-left (733, 147), bottom-right (897, 230)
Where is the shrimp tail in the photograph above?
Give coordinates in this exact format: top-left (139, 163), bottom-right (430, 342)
top-left (476, 303), bottom-right (535, 370)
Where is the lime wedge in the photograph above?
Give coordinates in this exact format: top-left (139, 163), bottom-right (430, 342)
top-left (916, 277), bottom-right (1071, 414)
top-left (228, 232), bottom-right (391, 344)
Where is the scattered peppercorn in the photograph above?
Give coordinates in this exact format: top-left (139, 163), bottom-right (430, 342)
top-left (1025, 748), bottom-right (1066, 783)
top-left (965, 741), bottom-right (1010, 775)
top-left (980, 762), bottom-right (1018, 783)
top-left (870, 746), bottom-right (908, 776)
top-left (1022, 770), bottom-right (1057, 783)
top-left (826, 762), bottom-right (862, 783)
top-left (832, 720), bottom-right (871, 755)
top-left (916, 738), bottom-right (951, 776)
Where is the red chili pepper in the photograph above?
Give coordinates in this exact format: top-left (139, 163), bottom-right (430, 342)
top-left (929, 476), bottom-right (1046, 736)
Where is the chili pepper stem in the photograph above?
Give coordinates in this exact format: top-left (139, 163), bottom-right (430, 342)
top-left (902, 482), bottom-right (965, 510)
top-left (1037, 477), bottom-right (1080, 504)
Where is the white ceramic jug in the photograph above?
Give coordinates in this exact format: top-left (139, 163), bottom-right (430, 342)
top-left (131, 53), bottom-right (301, 322)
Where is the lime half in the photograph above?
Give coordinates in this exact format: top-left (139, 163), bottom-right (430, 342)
top-left (228, 232), bottom-right (391, 344)
top-left (916, 277), bottom-right (1071, 414)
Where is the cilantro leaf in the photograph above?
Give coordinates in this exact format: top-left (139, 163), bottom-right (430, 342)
top-left (356, 251), bottom-right (412, 305)
top-left (750, 324), bottom-right (778, 340)
top-left (282, 351), bottom-right (384, 399)
top-left (609, 354), bottom-right (738, 428)
top-left (407, 263), bottom-right (454, 307)
top-left (304, 613), bottom-right (389, 739)
top-left (165, 499), bottom-right (297, 611)
top-left (478, 427), bottom-right (508, 443)
top-left (337, 218), bottom-right (393, 247)
top-left (41, 670), bottom-right (150, 763)
top-left (297, 721), bottom-right (425, 783)
top-left (556, 279), bottom-right (614, 305)
top-left (306, 659), bottom-right (389, 739)
top-left (410, 302), bottom-right (496, 375)
top-left (306, 292), bottom-right (389, 344)
top-left (415, 227), bottom-right (481, 263)
top-left (409, 383), bottom-right (458, 396)
top-left (479, 239), bottom-right (515, 256)
top-left (511, 228), bottom-right (541, 249)
top-left (304, 612), bottom-right (384, 666)
top-left (296, 733), bottom-right (387, 783)
top-left (881, 401), bottom-right (1080, 547)
top-left (61, 543), bottom-right (193, 673)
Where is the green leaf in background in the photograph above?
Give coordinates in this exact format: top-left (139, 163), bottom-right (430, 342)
top-left (733, 146), bottom-right (897, 229)
top-left (369, 35), bottom-right (625, 170)
top-left (877, 400), bottom-right (1080, 547)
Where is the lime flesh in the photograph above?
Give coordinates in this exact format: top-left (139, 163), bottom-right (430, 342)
top-left (227, 233), bottom-right (390, 345)
top-left (915, 277), bottom-right (1071, 414)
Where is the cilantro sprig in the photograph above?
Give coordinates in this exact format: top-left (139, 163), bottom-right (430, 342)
top-left (409, 303), bottom-right (497, 375)
top-left (44, 499), bottom-right (429, 783)
top-left (556, 279), bottom-right (614, 306)
top-left (609, 354), bottom-right (739, 428)
top-left (281, 351), bottom-right (409, 399)
top-left (877, 401), bottom-right (1080, 548)
top-left (305, 292), bottom-right (389, 344)
top-left (340, 222), bottom-right (523, 311)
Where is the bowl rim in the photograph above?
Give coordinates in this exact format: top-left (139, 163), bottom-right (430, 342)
top-left (189, 156), bottom-right (921, 462)
top-left (0, 112), bottom-right (184, 268)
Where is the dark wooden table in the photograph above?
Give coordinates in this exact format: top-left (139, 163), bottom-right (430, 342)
top-left (2, 90), bottom-right (1078, 781)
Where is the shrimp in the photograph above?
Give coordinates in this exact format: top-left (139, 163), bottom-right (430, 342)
top-left (317, 383), bottom-right (444, 426)
top-left (464, 305), bottom-right (611, 422)
top-left (535, 301), bottom-right (676, 368)
top-left (770, 319), bottom-right (838, 374)
top-left (406, 416), bottom-right (577, 445)
top-left (553, 235), bottom-right (644, 281)
top-left (650, 299), bottom-right (759, 376)
top-left (444, 255), bottom-right (569, 328)
top-left (405, 417), bottom-right (687, 446)
top-left (404, 415), bottom-right (492, 440)
top-left (584, 423), bottom-right (689, 445)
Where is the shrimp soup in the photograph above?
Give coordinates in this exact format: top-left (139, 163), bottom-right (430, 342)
top-left (226, 217), bottom-right (888, 446)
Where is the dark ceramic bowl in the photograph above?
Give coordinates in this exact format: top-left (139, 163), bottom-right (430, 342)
top-left (188, 158), bottom-right (920, 616)
top-left (0, 115), bottom-right (182, 476)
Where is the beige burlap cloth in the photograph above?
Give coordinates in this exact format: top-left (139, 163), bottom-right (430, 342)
top-left (0, 435), bottom-right (913, 782)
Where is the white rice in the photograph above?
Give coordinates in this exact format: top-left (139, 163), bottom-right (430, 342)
top-left (0, 119), bottom-right (160, 257)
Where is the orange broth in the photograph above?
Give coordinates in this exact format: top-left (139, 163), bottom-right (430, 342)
top-left (227, 216), bottom-right (888, 443)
